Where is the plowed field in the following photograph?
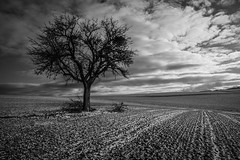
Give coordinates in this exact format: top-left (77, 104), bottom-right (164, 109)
top-left (0, 95), bottom-right (240, 159)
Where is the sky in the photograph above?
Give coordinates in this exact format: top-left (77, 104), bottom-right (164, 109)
top-left (0, 0), bottom-right (240, 96)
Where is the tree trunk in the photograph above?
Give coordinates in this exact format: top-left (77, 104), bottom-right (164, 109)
top-left (83, 83), bottom-right (91, 111)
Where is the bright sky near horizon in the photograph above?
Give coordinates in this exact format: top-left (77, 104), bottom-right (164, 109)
top-left (0, 0), bottom-right (240, 96)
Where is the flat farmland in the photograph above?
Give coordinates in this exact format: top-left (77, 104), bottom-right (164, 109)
top-left (94, 91), bottom-right (240, 112)
top-left (0, 95), bottom-right (240, 159)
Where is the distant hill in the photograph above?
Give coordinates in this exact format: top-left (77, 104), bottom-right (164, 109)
top-left (226, 86), bottom-right (240, 90)
top-left (93, 86), bottom-right (240, 98)
top-left (112, 90), bottom-right (226, 98)
top-left (119, 86), bottom-right (240, 97)
top-left (213, 86), bottom-right (240, 93)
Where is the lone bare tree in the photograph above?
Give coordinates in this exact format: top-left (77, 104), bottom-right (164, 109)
top-left (27, 14), bottom-right (136, 111)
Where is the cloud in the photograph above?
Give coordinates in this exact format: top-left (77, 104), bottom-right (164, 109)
top-left (211, 14), bottom-right (230, 25)
top-left (229, 11), bottom-right (240, 24)
top-left (0, 0), bottom-right (95, 57)
top-left (183, 78), bottom-right (240, 92)
top-left (183, 81), bottom-right (223, 92)
top-left (165, 63), bottom-right (200, 70)
top-left (0, 0), bottom-right (240, 95)
top-left (218, 0), bottom-right (236, 7)
top-left (0, 82), bottom-right (83, 96)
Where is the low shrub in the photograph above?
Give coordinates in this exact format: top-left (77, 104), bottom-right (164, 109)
top-left (62, 98), bottom-right (84, 113)
top-left (62, 97), bottom-right (96, 113)
top-left (109, 102), bottom-right (127, 112)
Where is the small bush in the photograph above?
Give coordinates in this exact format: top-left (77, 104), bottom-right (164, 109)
top-left (62, 98), bottom-right (83, 113)
top-left (62, 97), bottom-right (96, 113)
top-left (109, 102), bottom-right (127, 112)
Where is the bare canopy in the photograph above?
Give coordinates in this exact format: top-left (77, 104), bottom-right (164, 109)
top-left (28, 14), bottom-right (136, 111)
